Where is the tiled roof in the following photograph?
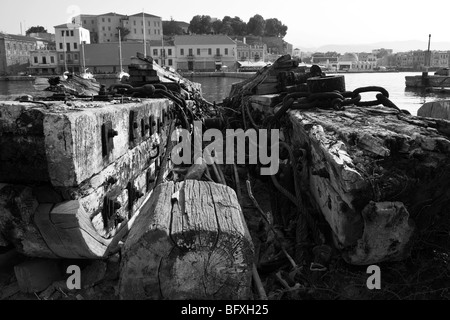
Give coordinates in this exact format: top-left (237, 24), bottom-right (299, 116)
top-left (98, 12), bottom-right (125, 17)
top-left (130, 12), bottom-right (160, 18)
top-left (0, 33), bottom-right (38, 42)
top-left (54, 23), bottom-right (80, 29)
top-left (149, 40), bottom-right (174, 47)
top-left (174, 35), bottom-right (236, 46)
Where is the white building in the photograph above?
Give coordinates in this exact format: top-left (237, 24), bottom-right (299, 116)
top-left (121, 13), bottom-right (163, 42)
top-left (54, 23), bottom-right (90, 73)
top-left (174, 35), bottom-right (237, 72)
top-left (75, 12), bottom-right (163, 44)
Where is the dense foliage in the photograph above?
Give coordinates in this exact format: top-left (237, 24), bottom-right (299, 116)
top-left (187, 14), bottom-right (288, 38)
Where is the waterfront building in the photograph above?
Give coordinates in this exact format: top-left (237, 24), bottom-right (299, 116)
top-left (28, 42), bottom-right (58, 75)
top-left (236, 38), bottom-right (266, 63)
top-left (77, 14), bottom-right (99, 43)
top-left (75, 12), bottom-right (163, 44)
top-left (393, 50), bottom-right (450, 70)
top-left (149, 40), bottom-right (177, 69)
top-left (95, 12), bottom-right (126, 44)
top-left (356, 52), bottom-right (377, 70)
top-left (120, 13), bottom-right (163, 43)
top-left (174, 35), bottom-right (237, 72)
top-left (337, 52), bottom-right (359, 71)
top-left (0, 33), bottom-right (39, 75)
top-left (311, 53), bottom-right (339, 70)
top-left (54, 23), bottom-right (90, 73)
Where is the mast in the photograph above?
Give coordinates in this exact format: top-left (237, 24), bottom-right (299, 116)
top-left (119, 28), bottom-right (123, 71)
top-left (63, 32), bottom-right (68, 72)
top-left (427, 34), bottom-right (431, 67)
top-left (82, 41), bottom-right (86, 72)
top-left (143, 11), bottom-right (147, 57)
top-left (161, 21), bottom-right (165, 67)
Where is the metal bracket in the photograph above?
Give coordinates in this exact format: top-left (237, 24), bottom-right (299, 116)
top-left (129, 110), bottom-right (140, 144)
top-left (101, 121), bottom-right (118, 157)
top-left (149, 115), bottom-right (156, 136)
top-left (142, 118), bottom-right (151, 140)
top-left (127, 181), bottom-right (144, 212)
top-left (101, 196), bottom-right (122, 229)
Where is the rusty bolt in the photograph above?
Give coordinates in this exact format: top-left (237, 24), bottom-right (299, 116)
top-left (108, 129), bottom-right (119, 138)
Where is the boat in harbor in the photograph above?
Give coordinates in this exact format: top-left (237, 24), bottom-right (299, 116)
top-left (405, 68), bottom-right (450, 88)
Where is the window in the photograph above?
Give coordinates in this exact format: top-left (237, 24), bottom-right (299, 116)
top-left (141, 21), bottom-right (143, 26)
top-left (102, 18), bottom-right (105, 22)
top-left (70, 30), bottom-right (74, 36)
top-left (197, 48), bottom-right (200, 55)
top-left (154, 22), bottom-right (156, 27)
top-left (102, 26), bottom-right (105, 31)
top-left (34, 57), bottom-right (38, 63)
top-left (153, 49), bottom-right (158, 56)
top-left (161, 49), bottom-right (165, 57)
top-left (61, 31), bottom-right (65, 37)
top-left (51, 56), bottom-right (55, 63)
top-left (74, 53), bottom-right (78, 60)
top-left (142, 29), bottom-right (144, 34)
top-left (92, 20), bottom-right (94, 24)
top-left (180, 48), bottom-right (184, 56)
top-left (59, 54), bottom-right (64, 61)
top-left (134, 29), bottom-right (136, 34)
top-left (108, 18), bottom-right (111, 23)
top-left (168, 59), bottom-right (173, 66)
top-left (216, 48), bottom-right (220, 56)
top-left (225, 48), bottom-right (229, 55)
top-left (189, 48), bottom-right (193, 56)
top-left (108, 26), bottom-right (111, 31)
top-left (168, 49), bottom-right (172, 56)
top-left (66, 30), bottom-right (70, 36)
top-left (74, 43), bottom-right (78, 50)
top-left (42, 57), bottom-right (47, 64)
top-left (208, 48), bottom-right (212, 55)
top-left (133, 21), bottom-right (136, 26)
top-left (66, 43), bottom-right (70, 52)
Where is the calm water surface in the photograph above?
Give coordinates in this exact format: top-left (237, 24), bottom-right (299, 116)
top-left (194, 72), bottom-right (449, 116)
top-left (0, 72), bottom-right (447, 116)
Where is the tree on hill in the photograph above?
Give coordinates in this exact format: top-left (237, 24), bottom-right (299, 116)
top-left (189, 15), bottom-right (212, 34)
top-left (264, 18), bottom-right (287, 38)
top-left (231, 16), bottom-right (247, 36)
top-left (25, 26), bottom-right (47, 35)
top-left (163, 19), bottom-right (184, 36)
top-left (247, 15), bottom-right (266, 37)
top-left (116, 27), bottom-right (130, 40)
top-left (211, 20), bottom-right (223, 34)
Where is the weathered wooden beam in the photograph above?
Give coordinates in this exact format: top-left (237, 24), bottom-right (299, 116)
top-left (246, 94), bottom-right (450, 264)
top-left (0, 99), bottom-right (172, 187)
top-left (119, 180), bottom-right (254, 300)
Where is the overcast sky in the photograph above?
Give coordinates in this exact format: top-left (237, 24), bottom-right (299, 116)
top-left (0, 0), bottom-right (448, 48)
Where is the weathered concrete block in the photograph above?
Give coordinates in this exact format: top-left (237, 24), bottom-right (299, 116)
top-left (14, 259), bottom-right (62, 293)
top-left (418, 100), bottom-right (450, 120)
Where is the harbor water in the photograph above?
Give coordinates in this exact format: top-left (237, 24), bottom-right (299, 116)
top-left (0, 72), bottom-right (447, 116)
